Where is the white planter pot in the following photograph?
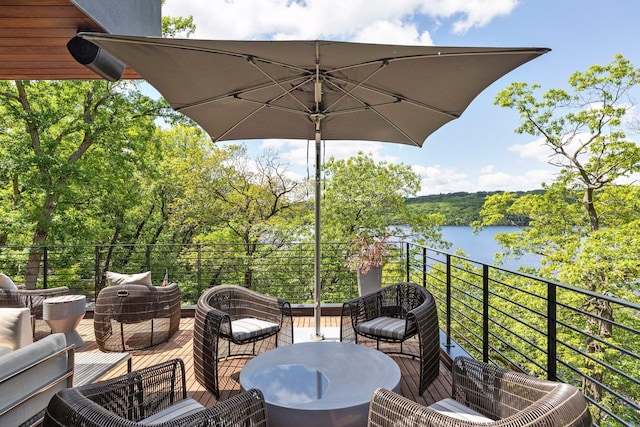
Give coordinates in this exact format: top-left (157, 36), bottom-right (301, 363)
top-left (357, 265), bottom-right (383, 296)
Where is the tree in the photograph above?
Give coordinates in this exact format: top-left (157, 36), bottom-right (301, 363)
top-left (176, 144), bottom-right (309, 288)
top-left (0, 79), bottom-right (164, 288)
top-left (321, 151), bottom-right (447, 264)
top-left (485, 55), bottom-right (640, 422)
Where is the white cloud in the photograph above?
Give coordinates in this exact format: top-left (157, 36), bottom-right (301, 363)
top-left (162, 0), bottom-right (520, 42)
top-left (411, 163), bottom-right (553, 195)
top-left (353, 20), bottom-right (434, 45)
top-left (477, 169), bottom-right (555, 191)
top-left (412, 164), bottom-right (472, 195)
top-left (480, 164), bottom-right (495, 174)
top-left (508, 137), bottom-right (550, 163)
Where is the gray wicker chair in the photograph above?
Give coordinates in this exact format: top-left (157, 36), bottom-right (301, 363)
top-left (43, 358), bottom-right (268, 427)
top-left (194, 285), bottom-right (294, 397)
top-left (340, 282), bottom-right (440, 395)
top-left (94, 282), bottom-right (181, 351)
top-left (368, 356), bottom-right (592, 427)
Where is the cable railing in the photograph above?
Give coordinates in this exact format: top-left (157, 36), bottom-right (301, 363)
top-left (403, 242), bottom-right (639, 427)
top-left (1, 241), bottom-right (638, 425)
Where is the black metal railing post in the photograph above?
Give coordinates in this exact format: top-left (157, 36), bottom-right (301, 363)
top-left (94, 245), bottom-right (100, 297)
top-left (446, 253), bottom-right (452, 349)
top-left (482, 264), bottom-right (489, 363)
top-left (43, 246), bottom-right (48, 289)
top-left (405, 242), bottom-right (410, 282)
top-left (547, 280), bottom-right (557, 381)
top-left (197, 244), bottom-right (202, 297)
top-left (422, 246), bottom-right (427, 288)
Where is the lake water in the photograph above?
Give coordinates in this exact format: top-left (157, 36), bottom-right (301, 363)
top-left (438, 225), bottom-right (541, 270)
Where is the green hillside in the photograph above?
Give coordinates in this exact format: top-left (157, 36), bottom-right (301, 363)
top-left (406, 190), bottom-right (543, 226)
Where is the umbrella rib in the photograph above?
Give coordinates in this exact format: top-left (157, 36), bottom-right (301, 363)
top-left (327, 48), bottom-right (550, 74)
top-left (82, 33), bottom-right (316, 75)
top-left (368, 107), bottom-right (422, 146)
top-left (214, 104), bottom-right (267, 141)
top-left (327, 74), bottom-right (460, 120)
top-left (247, 57), bottom-right (314, 114)
top-left (232, 97), bottom-right (313, 117)
top-left (175, 75), bottom-right (310, 113)
top-left (322, 61), bottom-right (388, 113)
top-left (214, 91), bottom-right (314, 141)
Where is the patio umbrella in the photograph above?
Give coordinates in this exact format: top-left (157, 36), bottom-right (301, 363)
top-left (78, 34), bottom-right (549, 339)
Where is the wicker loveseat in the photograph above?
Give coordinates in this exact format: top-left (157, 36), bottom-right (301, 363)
top-left (340, 282), bottom-right (440, 395)
top-left (43, 358), bottom-right (268, 427)
top-left (94, 271), bottom-right (181, 351)
top-left (193, 285), bottom-right (293, 397)
top-left (368, 356), bottom-right (592, 427)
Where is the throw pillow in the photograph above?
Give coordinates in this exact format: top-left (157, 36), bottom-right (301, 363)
top-left (106, 271), bottom-right (152, 287)
top-left (0, 273), bottom-right (17, 291)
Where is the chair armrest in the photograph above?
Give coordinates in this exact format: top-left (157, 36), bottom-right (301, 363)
top-left (276, 300), bottom-right (294, 345)
top-left (452, 356), bottom-right (557, 419)
top-left (194, 388), bottom-right (267, 426)
top-left (340, 292), bottom-right (383, 342)
top-left (45, 358), bottom-right (187, 425)
top-left (451, 356), bottom-right (502, 418)
top-left (18, 287), bottom-right (70, 317)
top-left (369, 388), bottom-right (457, 427)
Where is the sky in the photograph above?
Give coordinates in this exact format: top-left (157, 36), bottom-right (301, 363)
top-left (161, 0), bottom-right (640, 195)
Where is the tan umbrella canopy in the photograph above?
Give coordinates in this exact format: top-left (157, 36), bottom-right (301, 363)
top-left (79, 34), bottom-right (549, 338)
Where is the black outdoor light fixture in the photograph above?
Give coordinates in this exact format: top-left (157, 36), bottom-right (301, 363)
top-left (66, 35), bottom-right (125, 81)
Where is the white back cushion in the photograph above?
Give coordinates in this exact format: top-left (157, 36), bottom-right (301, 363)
top-left (0, 274), bottom-right (17, 291)
top-left (0, 308), bottom-right (33, 350)
top-left (106, 271), bottom-right (152, 286)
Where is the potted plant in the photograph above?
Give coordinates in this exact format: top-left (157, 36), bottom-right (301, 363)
top-left (345, 235), bottom-right (391, 296)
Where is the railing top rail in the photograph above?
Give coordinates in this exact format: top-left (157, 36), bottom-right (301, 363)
top-left (407, 241), bottom-right (640, 311)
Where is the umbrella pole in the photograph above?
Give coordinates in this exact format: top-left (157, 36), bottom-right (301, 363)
top-left (311, 126), bottom-right (324, 341)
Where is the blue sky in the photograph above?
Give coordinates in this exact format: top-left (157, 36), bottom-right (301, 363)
top-left (161, 0), bottom-right (640, 195)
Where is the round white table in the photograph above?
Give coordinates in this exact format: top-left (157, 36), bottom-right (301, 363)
top-left (43, 295), bottom-right (86, 347)
top-left (240, 341), bottom-right (400, 427)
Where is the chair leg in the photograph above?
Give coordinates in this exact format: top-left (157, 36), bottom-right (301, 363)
top-left (120, 322), bottom-right (126, 350)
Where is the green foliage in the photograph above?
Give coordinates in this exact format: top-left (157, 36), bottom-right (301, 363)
top-left (161, 0), bottom-right (196, 37)
top-left (408, 191), bottom-right (541, 226)
top-left (488, 55), bottom-right (640, 425)
top-left (321, 152), bottom-right (447, 260)
top-left (322, 152), bottom-right (445, 240)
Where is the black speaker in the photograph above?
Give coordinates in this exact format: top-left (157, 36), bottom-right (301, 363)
top-left (67, 36), bottom-right (125, 82)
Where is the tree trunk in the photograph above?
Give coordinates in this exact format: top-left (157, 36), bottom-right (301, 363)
top-left (24, 192), bottom-right (57, 289)
top-left (580, 187), bottom-right (612, 423)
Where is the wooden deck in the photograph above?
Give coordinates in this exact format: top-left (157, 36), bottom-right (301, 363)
top-left (74, 315), bottom-right (452, 408)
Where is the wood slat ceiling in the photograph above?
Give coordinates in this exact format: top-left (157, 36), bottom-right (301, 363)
top-left (0, 0), bottom-right (141, 80)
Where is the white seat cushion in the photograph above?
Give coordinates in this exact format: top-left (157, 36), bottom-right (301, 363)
top-left (230, 318), bottom-right (279, 342)
top-left (357, 316), bottom-right (406, 340)
top-left (139, 398), bottom-right (204, 424)
top-left (428, 398), bottom-right (493, 423)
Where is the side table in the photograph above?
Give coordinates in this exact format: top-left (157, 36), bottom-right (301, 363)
top-left (43, 295), bottom-right (86, 348)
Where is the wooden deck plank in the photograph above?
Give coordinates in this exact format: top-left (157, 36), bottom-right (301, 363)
top-left (74, 316), bottom-right (451, 408)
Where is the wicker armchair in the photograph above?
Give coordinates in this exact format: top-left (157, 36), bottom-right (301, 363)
top-left (340, 282), bottom-right (440, 395)
top-left (194, 285), bottom-right (294, 397)
top-left (43, 358), bottom-right (268, 427)
top-left (94, 282), bottom-right (181, 351)
top-left (1, 273), bottom-right (69, 337)
top-left (368, 356), bottom-right (592, 427)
